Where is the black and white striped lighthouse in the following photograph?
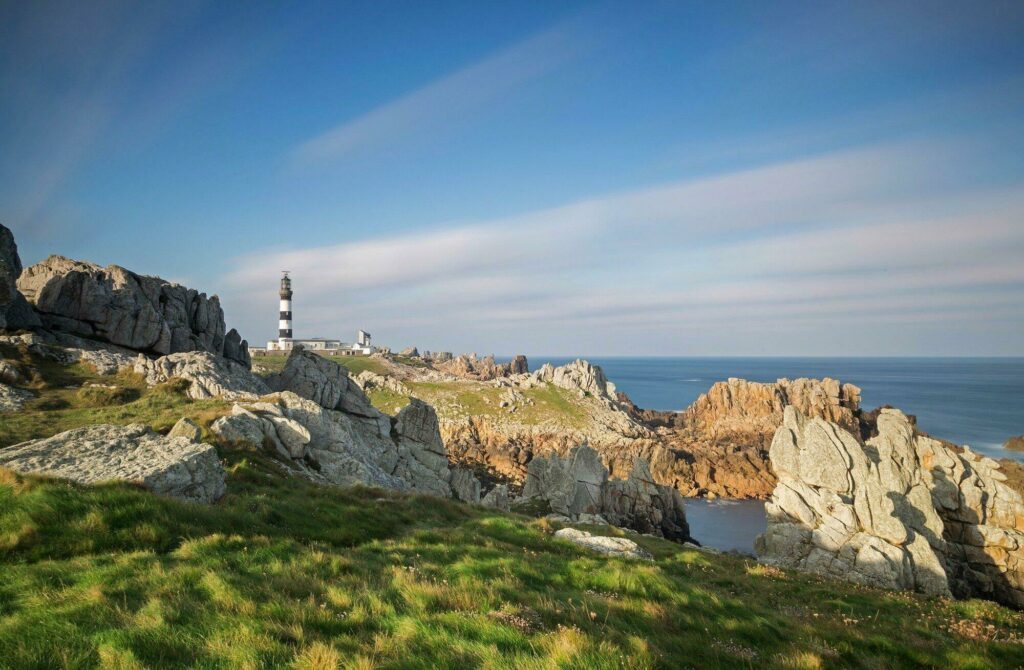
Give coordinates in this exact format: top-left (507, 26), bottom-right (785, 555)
top-left (278, 271), bottom-right (293, 346)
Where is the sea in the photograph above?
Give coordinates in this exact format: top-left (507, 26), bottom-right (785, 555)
top-left (525, 357), bottom-right (1024, 553)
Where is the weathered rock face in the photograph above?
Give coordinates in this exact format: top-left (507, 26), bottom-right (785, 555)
top-left (0, 424), bottom-right (226, 503)
top-left (135, 351), bottom-right (269, 400)
top-left (521, 444), bottom-right (690, 541)
top-left (17, 255), bottom-right (249, 366)
top-left (676, 377), bottom-right (862, 443)
top-left (432, 353), bottom-right (530, 381)
top-left (212, 391), bottom-right (453, 497)
top-left (450, 467), bottom-right (482, 504)
top-left (523, 359), bottom-right (619, 406)
top-left (353, 370), bottom-right (412, 396)
top-left (269, 347), bottom-right (377, 417)
top-left (481, 483), bottom-right (510, 511)
top-left (522, 444), bottom-right (608, 517)
top-left (757, 407), bottom-right (1024, 608)
top-left (222, 328), bottom-right (251, 369)
top-left (615, 376), bottom-right (864, 500)
top-left (1006, 435), bottom-right (1024, 452)
top-left (0, 223), bottom-right (40, 331)
top-left (600, 457), bottom-right (691, 541)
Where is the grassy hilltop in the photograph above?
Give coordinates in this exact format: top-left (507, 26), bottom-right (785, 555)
top-left (3, 347), bottom-right (1024, 667)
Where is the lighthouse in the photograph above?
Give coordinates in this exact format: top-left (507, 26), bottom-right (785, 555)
top-left (258, 272), bottom-right (376, 355)
top-left (278, 271), bottom-right (293, 347)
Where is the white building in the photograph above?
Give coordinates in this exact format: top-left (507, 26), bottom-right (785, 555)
top-left (262, 272), bottom-right (376, 355)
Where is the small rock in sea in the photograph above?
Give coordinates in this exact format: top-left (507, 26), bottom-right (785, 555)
top-left (1004, 435), bottom-right (1024, 451)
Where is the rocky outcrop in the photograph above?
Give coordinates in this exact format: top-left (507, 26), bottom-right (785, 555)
top-left (600, 457), bottom-right (691, 541)
top-left (17, 255), bottom-right (249, 367)
top-left (392, 399), bottom-right (454, 497)
top-left (0, 224), bottom-right (40, 331)
top-left (675, 377), bottom-right (862, 443)
top-left (0, 424), bottom-right (226, 503)
top-left (212, 391), bottom-right (453, 497)
top-left (269, 347), bottom-right (377, 417)
top-left (0, 360), bottom-right (19, 385)
top-left (614, 377), bottom-right (864, 500)
top-left (1006, 435), bottom-right (1024, 452)
top-left (222, 328), bottom-right (251, 369)
top-left (450, 467), bottom-right (482, 503)
top-left (354, 370), bottom-right (412, 396)
top-left (553, 528), bottom-right (652, 560)
top-left (398, 347), bottom-right (419, 357)
top-left (516, 359), bottom-right (619, 406)
top-left (520, 444), bottom-right (690, 541)
top-left (432, 353), bottom-right (529, 381)
top-left (522, 444), bottom-right (607, 516)
top-left (212, 401), bottom-right (312, 458)
top-left (757, 407), bottom-right (1024, 608)
top-left (168, 417), bottom-right (202, 442)
top-left (135, 351), bottom-right (269, 400)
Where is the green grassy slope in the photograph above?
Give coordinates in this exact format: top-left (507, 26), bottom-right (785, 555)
top-left (2, 453), bottom-right (1024, 669)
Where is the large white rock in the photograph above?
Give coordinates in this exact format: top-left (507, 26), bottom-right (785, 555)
top-left (757, 407), bottom-right (1024, 608)
top-left (554, 528), bottom-right (652, 560)
top-left (0, 424), bottom-right (226, 503)
top-left (135, 351), bottom-right (269, 400)
top-left (269, 347), bottom-right (378, 417)
top-left (213, 391), bottom-right (453, 497)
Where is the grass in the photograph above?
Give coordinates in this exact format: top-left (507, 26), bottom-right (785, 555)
top-left (252, 354), bottom-right (385, 377)
top-left (3, 453), bottom-right (1024, 669)
top-left (366, 388), bottom-right (412, 415)
top-left (0, 356), bottom-right (229, 448)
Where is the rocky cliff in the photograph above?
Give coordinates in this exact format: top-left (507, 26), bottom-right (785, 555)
top-left (0, 224), bottom-right (40, 331)
top-left (17, 254), bottom-right (250, 367)
top-left (521, 444), bottom-right (691, 541)
top-left (757, 406), bottom-right (1024, 608)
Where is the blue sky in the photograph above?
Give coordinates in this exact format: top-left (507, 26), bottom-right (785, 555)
top-left (2, 1), bottom-right (1024, 356)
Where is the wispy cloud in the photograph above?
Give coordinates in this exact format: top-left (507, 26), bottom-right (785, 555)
top-left (221, 141), bottom-right (1024, 355)
top-left (287, 16), bottom-right (599, 167)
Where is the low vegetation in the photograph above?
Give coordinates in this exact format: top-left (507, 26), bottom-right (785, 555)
top-left (0, 344), bottom-right (229, 449)
top-left (251, 353), bottom-right (386, 377)
top-left (3, 450), bottom-right (1024, 668)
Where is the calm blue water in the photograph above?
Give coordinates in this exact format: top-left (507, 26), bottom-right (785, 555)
top-left (526, 357), bottom-right (1024, 461)
top-left (684, 498), bottom-right (766, 554)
